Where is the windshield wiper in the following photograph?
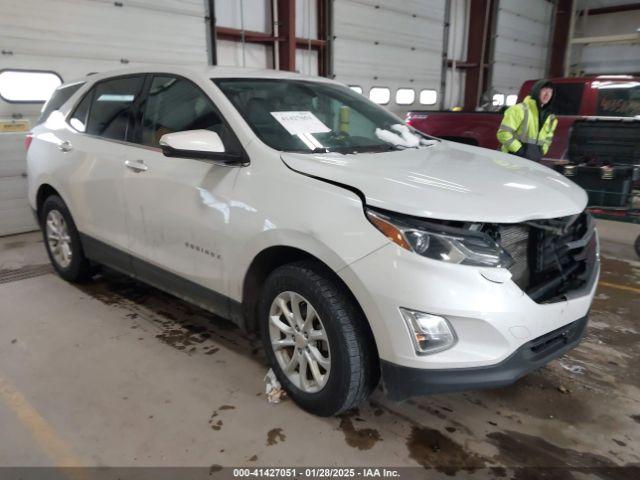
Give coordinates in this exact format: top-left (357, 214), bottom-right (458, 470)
top-left (341, 144), bottom-right (403, 154)
top-left (289, 144), bottom-right (402, 155)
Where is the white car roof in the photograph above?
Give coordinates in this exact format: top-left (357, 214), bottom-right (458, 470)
top-left (61, 65), bottom-right (340, 89)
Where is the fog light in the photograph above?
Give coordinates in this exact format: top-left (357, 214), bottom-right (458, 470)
top-left (400, 308), bottom-right (457, 355)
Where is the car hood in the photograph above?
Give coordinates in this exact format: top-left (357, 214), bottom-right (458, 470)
top-left (281, 141), bottom-right (587, 223)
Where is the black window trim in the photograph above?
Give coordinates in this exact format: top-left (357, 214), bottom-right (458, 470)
top-left (0, 68), bottom-right (63, 104)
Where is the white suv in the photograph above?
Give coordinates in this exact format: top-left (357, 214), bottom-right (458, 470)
top-left (27, 66), bottom-right (599, 416)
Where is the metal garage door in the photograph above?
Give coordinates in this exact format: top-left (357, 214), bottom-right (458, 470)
top-left (489, 0), bottom-right (554, 99)
top-left (0, 0), bottom-right (208, 236)
top-left (332, 0), bottom-right (447, 115)
top-left (215, 0), bottom-right (275, 69)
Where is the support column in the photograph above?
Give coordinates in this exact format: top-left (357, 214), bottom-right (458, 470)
top-left (549, 0), bottom-right (573, 77)
top-left (207, 0), bottom-right (217, 65)
top-left (277, 0), bottom-right (296, 71)
top-left (463, 0), bottom-right (490, 111)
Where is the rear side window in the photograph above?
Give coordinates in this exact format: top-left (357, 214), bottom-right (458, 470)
top-left (552, 83), bottom-right (584, 116)
top-left (85, 76), bottom-right (145, 141)
top-left (138, 75), bottom-right (240, 153)
top-left (595, 83), bottom-right (640, 117)
top-left (38, 82), bottom-right (85, 125)
top-left (69, 92), bottom-right (92, 132)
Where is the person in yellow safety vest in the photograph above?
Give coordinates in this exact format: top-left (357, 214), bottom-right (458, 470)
top-left (497, 79), bottom-right (558, 162)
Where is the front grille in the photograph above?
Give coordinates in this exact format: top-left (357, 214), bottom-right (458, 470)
top-left (498, 213), bottom-right (597, 304)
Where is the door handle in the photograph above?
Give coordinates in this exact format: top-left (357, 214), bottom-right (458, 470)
top-left (58, 141), bottom-right (73, 152)
top-left (124, 159), bottom-right (148, 172)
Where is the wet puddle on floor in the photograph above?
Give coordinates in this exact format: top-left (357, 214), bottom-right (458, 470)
top-left (338, 410), bottom-right (382, 451)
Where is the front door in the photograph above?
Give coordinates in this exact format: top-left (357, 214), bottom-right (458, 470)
top-left (122, 74), bottom-right (243, 300)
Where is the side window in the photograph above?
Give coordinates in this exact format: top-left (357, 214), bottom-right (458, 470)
top-left (595, 84), bottom-right (640, 117)
top-left (69, 91), bottom-right (92, 132)
top-left (140, 75), bottom-right (239, 153)
top-left (552, 83), bottom-right (584, 116)
top-left (86, 76), bottom-right (145, 141)
top-left (38, 82), bottom-right (85, 125)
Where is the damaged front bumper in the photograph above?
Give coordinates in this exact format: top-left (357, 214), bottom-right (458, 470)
top-left (381, 314), bottom-right (589, 401)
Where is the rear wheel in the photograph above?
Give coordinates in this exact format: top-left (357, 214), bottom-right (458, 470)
top-left (41, 195), bottom-right (94, 282)
top-left (259, 261), bottom-right (378, 416)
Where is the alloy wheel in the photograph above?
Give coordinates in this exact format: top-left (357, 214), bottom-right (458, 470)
top-left (268, 291), bottom-right (331, 393)
top-left (46, 209), bottom-right (73, 268)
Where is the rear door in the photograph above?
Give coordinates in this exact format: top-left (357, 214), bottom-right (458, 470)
top-left (122, 74), bottom-right (243, 298)
top-left (66, 75), bottom-right (146, 256)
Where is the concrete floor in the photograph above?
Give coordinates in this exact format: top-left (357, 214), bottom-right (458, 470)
top-left (0, 224), bottom-right (639, 479)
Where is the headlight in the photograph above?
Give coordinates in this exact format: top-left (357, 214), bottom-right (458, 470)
top-left (366, 207), bottom-right (513, 268)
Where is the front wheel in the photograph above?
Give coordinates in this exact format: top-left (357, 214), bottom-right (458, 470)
top-left (259, 261), bottom-right (378, 416)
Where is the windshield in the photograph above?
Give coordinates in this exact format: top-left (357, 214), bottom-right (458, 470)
top-left (213, 78), bottom-right (436, 153)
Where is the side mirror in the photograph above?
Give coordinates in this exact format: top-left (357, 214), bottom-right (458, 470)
top-left (159, 130), bottom-right (247, 166)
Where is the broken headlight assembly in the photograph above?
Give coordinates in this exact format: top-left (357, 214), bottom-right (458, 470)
top-left (365, 207), bottom-right (514, 268)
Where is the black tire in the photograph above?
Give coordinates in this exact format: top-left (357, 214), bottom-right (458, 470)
top-left (259, 261), bottom-right (379, 416)
top-left (40, 195), bottom-right (94, 282)
top-left (635, 234), bottom-right (640, 258)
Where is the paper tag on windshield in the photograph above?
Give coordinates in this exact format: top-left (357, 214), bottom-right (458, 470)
top-left (270, 111), bottom-right (331, 136)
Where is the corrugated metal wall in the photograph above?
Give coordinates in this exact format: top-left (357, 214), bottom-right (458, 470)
top-left (572, 10), bottom-right (640, 75)
top-left (332, 0), bottom-right (447, 114)
top-left (490, 0), bottom-right (554, 97)
top-left (0, 0), bottom-right (209, 236)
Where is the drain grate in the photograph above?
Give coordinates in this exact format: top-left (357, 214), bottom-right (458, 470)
top-left (0, 264), bottom-right (53, 284)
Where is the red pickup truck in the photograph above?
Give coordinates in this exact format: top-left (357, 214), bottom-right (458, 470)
top-left (406, 76), bottom-right (640, 159)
